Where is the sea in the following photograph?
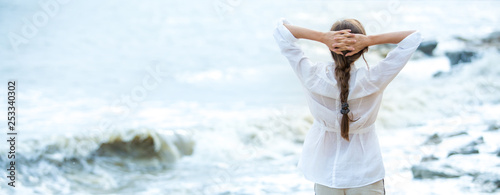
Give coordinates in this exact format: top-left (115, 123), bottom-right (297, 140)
top-left (0, 0), bottom-right (499, 194)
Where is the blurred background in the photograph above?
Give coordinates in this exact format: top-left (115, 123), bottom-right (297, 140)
top-left (0, 0), bottom-right (499, 194)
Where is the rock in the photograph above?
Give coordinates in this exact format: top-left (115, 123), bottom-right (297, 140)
top-left (445, 51), bottom-right (477, 66)
top-left (482, 31), bottom-right (500, 44)
top-left (421, 155), bottom-right (439, 162)
top-left (448, 137), bottom-right (484, 157)
top-left (423, 133), bottom-right (442, 145)
top-left (445, 154), bottom-right (500, 176)
top-left (473, 173), bottom-right (500, 192)
top-left (417, 40), bottom-right (438, 56)
top-left (487, 124), bottom-right (500, 131)
top-left (471, 136), bottom-right (484, 145)
top-left (444, 131), bottom-right (468, 138)
top-left (432, 71), bottom-right (445, 78)
top-left (411, 164), bottom-right (463, 179)
top-left (454, 35), bottom-right (471, 42)
top-left (448, 147), bottom-right (478, 157)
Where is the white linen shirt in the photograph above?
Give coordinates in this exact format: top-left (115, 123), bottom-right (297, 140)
top-left (273, 18), bottom-right (423, 188)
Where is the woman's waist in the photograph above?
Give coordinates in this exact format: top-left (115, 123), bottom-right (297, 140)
top-left (312, 119), bottom-right (376, 134)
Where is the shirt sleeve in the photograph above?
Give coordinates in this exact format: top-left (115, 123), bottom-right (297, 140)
top-left (273, 18), bottom-right (320, 89)
top-left (367, 31), bottom-right (423, 90)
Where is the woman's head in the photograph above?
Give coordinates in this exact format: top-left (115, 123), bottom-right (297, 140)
top-left (330, 19), bottom-right (368, 141)
top-left (330, 19), bottom-right (368, 64)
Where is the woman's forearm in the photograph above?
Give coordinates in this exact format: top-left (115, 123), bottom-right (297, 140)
top-left (367, 30), bottom-right (416, 46)
top-left (283, 23), bottom-right (354, 54)
top-left (282, 23), bottom-right (415, 55)
top-left (283, 24), bottom-right (325, 42)
top-left (345, 30), bottom-right (416, 56)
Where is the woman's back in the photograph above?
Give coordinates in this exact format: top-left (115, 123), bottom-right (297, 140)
top-left (273, 18), bottom-right (422, 189)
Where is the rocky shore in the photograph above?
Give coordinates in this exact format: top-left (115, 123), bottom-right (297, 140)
top-left (372, 31), bottom-right (500, 193)
top-left (371, 31), bottom-right (500, 68)
top-left (411, 122), bottom-right (500, 193)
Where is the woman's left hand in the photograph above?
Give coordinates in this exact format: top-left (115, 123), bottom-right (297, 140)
top-left (321, 30), bottom-right (356, 55)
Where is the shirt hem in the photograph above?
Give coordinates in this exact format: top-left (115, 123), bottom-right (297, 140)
top-left (309, 175), bottom-right (386, 189)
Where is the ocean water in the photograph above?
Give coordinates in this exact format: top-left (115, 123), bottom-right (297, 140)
top-left (0, 0), bottom-right (499, 194)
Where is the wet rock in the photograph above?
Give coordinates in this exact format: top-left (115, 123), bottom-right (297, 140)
top-left (448, 146), bottom-right (478, 157)
top-left (473, 173), bottom-right (500, 192)
top-left (445, 51), bottom-right (477, 66)
top-left (444, 131), bottom-right (468, 138)
top-left (423, 133), bottom-right (442, 145)
top-left (432, 71), bottom-right (445, 78)
top-left (472, 136), bottom-right (484, 145)
top-left (454, 35), bottom-right (471, 42)
top-left (482, 31), bottom-right (500, 44)
top-left (487, 124), bottom-right (500, 131)
top-left (421, 155), bottom-right (439, 162)
top-left (448, 137), bottom-right (484, 157)
top-left (411, 164), bottom-right (463, 179)
top-left (495, 147), bottom-right (500, 157)
top-left (417, 40), bottom-right (438, 56)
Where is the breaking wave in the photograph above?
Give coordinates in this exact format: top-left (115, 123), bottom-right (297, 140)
top-left (0, 128), bottom-right (194, 193)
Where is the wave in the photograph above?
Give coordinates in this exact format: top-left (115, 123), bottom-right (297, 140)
top-left (377, 49), bottom-right (500, 128)
top-left (29, 128), bottom-right (193, 168)
top-left (0, 128), bottom-right (194, 193)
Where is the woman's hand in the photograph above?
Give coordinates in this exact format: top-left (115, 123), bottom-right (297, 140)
top-left (283, 23), bottom-right (372, 56)
top-left (344, 34), bottom-right (370, 56)
top-left (320, 30), bottom-right (356, 55)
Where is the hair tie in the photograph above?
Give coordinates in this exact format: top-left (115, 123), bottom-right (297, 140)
top-left (341, 108), bottom-right (350, 114)
top-left (341, 102), bottom-right (350, 114)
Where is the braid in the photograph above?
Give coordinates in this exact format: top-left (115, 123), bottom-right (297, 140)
top-left (330, 19), bottom-right (368, 141)
top-left (334, 55), bottom-right (353, 141)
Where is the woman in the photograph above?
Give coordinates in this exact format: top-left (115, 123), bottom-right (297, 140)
top-left (273, 18), bottom-right (422, 194)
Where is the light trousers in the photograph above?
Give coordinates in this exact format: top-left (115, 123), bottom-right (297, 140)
top-left (314, 179), bottom-right (385, 195)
